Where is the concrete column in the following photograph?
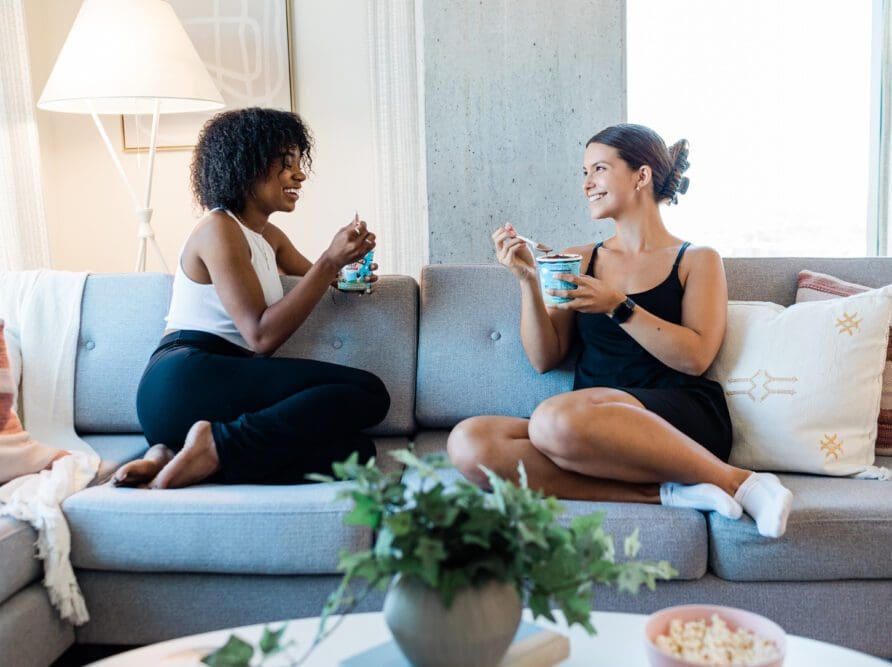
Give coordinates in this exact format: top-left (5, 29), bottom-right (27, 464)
top-left (422, 0), bottom-right (625, 264)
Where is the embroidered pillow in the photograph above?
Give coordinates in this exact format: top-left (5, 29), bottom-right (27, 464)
top-left (706, 288), bottom-right (892, 476)
top-left (796, 269), bottom-right (892, 455)
top-left (0, 319), bottom-right (62, 484)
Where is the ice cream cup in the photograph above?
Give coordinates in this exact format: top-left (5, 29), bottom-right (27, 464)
top-left (536, 253), bottom-right (582, 305)
top-left (337, 250), bottom-right (375, 292)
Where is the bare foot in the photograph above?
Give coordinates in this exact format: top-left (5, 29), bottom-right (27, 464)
top-left (149, 421), bottom-right (220, 489)
top-left (43, 450), bottom-right (71, 471)
top-left (112, 444), bottom-right (175, 487)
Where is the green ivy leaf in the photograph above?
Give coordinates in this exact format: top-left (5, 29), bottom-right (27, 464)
top-left (623, 527), bottom-right (641, 558)
top-left (344, 492), bottom-right (382, 528)
top-left (414, 536), bottom-right (447, 587)
top-left (258, 624), bottom-right (286, 655)
top-left (385, 512), bottom-right (413, 537)
top-left (201, 635), bottom-right (253, 667)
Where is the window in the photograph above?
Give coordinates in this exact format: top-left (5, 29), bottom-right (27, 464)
top-left (627, 0), bottom-right (879, 256)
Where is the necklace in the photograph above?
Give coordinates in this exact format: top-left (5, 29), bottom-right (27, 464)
top-left (228, 210), bottom-right (273, 272)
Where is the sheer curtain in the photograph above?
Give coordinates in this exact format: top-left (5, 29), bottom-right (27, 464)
top-left (367, 0), bottom-right (428, 279)
top-left (880, 0), bottom-right (891, 254)
top-left (0, 0), bottom-right (51, 271)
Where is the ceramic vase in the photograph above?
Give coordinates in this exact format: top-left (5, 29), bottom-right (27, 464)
top-left (382, 575), bottom-right (522, 667)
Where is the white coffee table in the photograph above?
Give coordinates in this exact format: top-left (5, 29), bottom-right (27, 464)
top-left (88, 610), bottom-right (888, 666)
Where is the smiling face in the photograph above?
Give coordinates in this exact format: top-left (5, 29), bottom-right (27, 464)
top-left (252, 148), bottom-right (306, 214)
top-left (582, 142), bottom-right (650, 220)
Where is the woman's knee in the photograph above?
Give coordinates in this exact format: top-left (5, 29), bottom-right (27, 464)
top-left (447, 418), bottom-right (501, 486)
top-left (528, 396), bottom-right (577, 456)
top-left (350, 368), bottom-right (391, 422)
top-left (529, 397), bottom-right (624, 460)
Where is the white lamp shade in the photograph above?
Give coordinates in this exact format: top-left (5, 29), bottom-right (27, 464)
top-left (38, 0), bottom-right (224, 115)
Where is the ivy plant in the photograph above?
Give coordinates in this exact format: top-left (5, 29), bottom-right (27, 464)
top-left (202, 450), bottom-right (677, 665)
top-left (310, 450), bottom-right (676, 638)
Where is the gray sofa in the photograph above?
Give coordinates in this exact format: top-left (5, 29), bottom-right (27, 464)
top-left (2, 259), bottom-right (891, 666)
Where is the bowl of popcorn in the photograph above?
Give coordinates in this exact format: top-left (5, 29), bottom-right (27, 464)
top-left (644, 604), bottom-right (786, 666)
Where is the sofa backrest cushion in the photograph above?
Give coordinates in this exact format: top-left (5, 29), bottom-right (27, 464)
top-left (274, 276), bottom-right (417, 436)
top-left (724, 257), bottom-right (892, 304)
top-left (76, 273), bottom-right (172, 433)
top-left (416, 258), bottom-right (892, 429)
top-left (75, 274), bottom-right (417, 436)
top-left (416, 265), bottom-right (575, 428)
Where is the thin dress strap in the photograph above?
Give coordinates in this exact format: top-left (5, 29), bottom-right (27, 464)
top-left (673, 241), bottom-right (691, 269)
top-left (585, 241), bottom-right (604, 277)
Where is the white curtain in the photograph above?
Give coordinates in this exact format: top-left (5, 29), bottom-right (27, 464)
top-left (367, 0), bottom-right (428, 279)
top-left (881, 0), bottom-right (891, 254)
top-left (0, 0), bottom-right (51, 271)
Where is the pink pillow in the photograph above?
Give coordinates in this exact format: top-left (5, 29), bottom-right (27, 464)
top-left (0, 320), bottom-right (24, 437)
top-left (796, 270), bottom-right (892, 455)
top-left (0, 319), bottom-right (63, 483)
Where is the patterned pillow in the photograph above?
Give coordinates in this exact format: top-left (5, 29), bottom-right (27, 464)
top-left (796, 270), bottom-right (892, 455)
top-left (706, 287), bottom-right (892, 476)
top-left (0, 320), bottom-right (23, 435)
top-left (0, 319), bottom-right (63, 484)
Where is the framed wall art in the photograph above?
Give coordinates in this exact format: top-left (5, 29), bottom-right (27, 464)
top-left (122, 0), bottom-right (295, 152)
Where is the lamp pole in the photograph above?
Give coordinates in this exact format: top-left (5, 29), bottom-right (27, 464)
top-left (85, 100), bottom-right (169, 273)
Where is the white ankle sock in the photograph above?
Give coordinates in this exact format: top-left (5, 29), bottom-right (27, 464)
top-left (660, 482), bottom-right (743, 519)
top-left (733, 473), bottom-right (793, 538)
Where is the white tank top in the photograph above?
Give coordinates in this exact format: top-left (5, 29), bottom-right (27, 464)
top-left (165, 209), bottom-right (284, 349)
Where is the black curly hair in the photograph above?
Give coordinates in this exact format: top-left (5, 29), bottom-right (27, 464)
top-left (190, 107), bottom-right (314, 213)
top-left (587, 124), bottom-right (690, 205)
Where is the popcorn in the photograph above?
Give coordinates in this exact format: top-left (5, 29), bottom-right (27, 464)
top-left (654, 614), bottom-right (780, 665)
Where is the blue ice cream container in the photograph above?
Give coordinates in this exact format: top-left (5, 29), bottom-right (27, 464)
top-left (536, 253), bottom-right (582, 305)
top-left (338, 250), bottom-right (374, 292)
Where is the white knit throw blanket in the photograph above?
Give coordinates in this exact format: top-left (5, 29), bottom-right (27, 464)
top-left (0, 270), bottom-right (99, 625)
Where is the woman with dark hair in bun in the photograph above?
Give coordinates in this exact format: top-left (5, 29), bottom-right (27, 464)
top-left (449, 123), bottom-right (793, 538)
top-left (112, 107), bottom-right (390, 489)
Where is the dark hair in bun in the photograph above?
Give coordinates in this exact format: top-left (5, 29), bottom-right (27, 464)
top-left (587, 124), bottom-right (690, 205)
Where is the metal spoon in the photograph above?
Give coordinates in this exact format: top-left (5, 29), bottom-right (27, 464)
top-left (513, 232), bottom-right (553, 254)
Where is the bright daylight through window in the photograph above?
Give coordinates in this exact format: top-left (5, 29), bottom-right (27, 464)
top-left (627, 0), bottom-right (875, 256)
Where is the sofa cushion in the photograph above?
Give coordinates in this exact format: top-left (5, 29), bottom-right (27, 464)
top-left (275, 276), bottom-right (417, 436)
top-left (0, 582), bottom-right (75, 667)
top-left (411, 431), bottom-right (708, 580)
top-left (708, 457), bottom-right (892, 581)
top-left (76, 273), bottom-right (172, 433)
top-left (723, 257), bottom-right (892, 305)
top-left (75, 274), bottom-right (418, 436)
top-left (0, 517), bottom-right (41, 606)
top-left (416, 265), bottom-right (575, 428)
top-left (64, 437), bottom-right (410, 574)
top-left (81, 433), bottom-right (149, 484)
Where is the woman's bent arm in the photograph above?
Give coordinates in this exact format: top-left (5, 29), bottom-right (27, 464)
top-left (199, 214), bottom-right (370, 355)
top-left (620, 246), bottom-right (727, 375)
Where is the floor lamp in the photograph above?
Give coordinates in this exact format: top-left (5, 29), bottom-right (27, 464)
top-left (36, 0), bottom-right (224, 272)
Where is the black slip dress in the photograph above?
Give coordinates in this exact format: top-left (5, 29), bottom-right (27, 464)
top-left (573, 241), bottom-right (733, 461)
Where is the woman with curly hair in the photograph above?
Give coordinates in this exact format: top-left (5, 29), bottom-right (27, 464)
top-left (112, 108), bottom-right (389, 488)
top-left (448, 124), bottom-right (793, 538)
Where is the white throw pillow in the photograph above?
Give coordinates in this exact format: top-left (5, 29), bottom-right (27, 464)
top-left (706, 288), bottom-right (892, 477)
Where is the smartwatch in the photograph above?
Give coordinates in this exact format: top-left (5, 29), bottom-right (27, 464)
top-left (610, 296), bottom-right (636, 324)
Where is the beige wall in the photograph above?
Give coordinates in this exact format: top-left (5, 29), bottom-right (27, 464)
top-left (25, 0), bottom-right (375, 273)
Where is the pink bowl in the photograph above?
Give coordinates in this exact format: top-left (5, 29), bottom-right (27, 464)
top-left (644, 604), bottom-right (786, 667)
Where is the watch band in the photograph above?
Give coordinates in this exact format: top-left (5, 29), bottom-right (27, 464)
top-left (610, 296), bottom-right (636, 324)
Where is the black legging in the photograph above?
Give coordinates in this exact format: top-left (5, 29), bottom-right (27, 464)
top-left (135, 330), bottom-right (390, 484)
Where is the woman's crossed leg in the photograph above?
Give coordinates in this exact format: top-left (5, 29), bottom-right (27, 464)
top-left (448, 387), bottom-right (791, 536)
